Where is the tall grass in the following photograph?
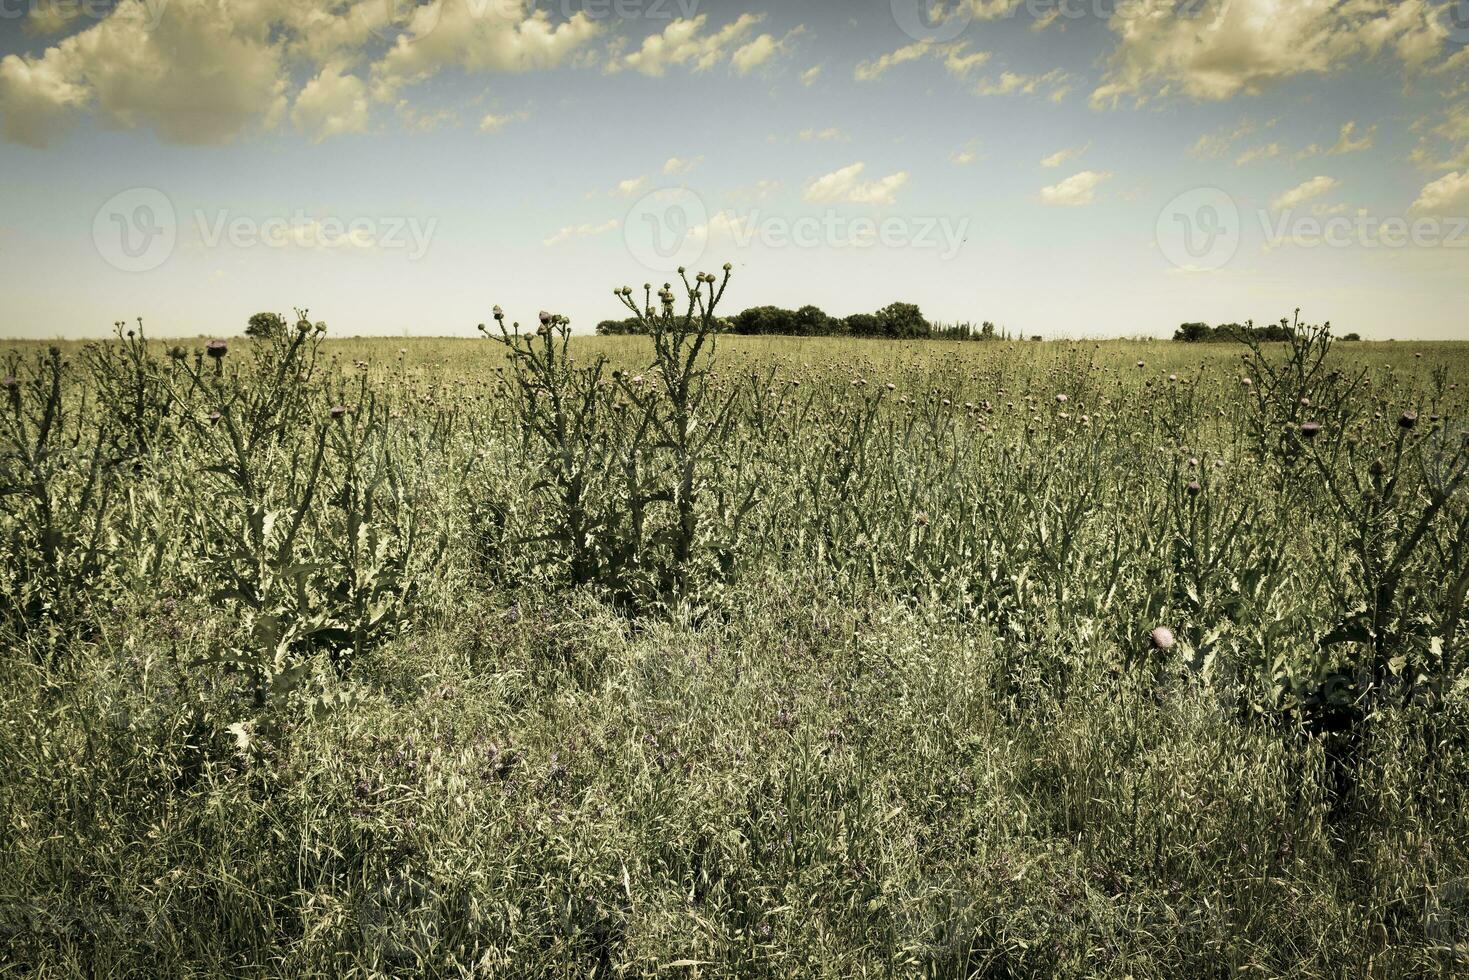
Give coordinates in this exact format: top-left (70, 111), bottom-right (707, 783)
top-left (1, 286), bottom-right (1466, 976)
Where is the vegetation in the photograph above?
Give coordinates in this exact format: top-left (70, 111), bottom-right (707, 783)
top-left (598, 298), bottom-right (1002, 342)
top-left (1, 281), bottom-right (1467, 977)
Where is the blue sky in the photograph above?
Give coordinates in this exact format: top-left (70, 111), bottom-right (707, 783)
top-left (1, 0), bottom-right (1467, 339)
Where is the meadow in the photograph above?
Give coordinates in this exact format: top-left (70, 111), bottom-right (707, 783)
top-left (1, 273), bottom-right (1467, 978)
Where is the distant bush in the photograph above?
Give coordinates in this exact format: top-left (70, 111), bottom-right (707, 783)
top-left (245, 312), bottom-right (286, 339)
top-left (599, 299), bottom-right (1000, 340)
top-left (1174, 320), bottom-right (1297, 343)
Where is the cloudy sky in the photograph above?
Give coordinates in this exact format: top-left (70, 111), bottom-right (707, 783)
top-left (1, 0), bottom-right (1467, 339)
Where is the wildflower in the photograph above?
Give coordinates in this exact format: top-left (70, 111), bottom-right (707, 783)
top-left (538, 310), bottom-right (551, 325)
top-left (1, 375), bottom-right (16, 391)
top-left (1137, 360), bottom-right (1145, 368)
top-left (1149, 626), bottom-right (1176, 651)
top-left (1300, 422), bottom-right (1322, 439)
top-left (1241, 377), bottom-right (1252, 387)
top-left (1186, 480), bottom-right (1202, 497)
top-left (1055, 393), bottom-right (1068, 404)
top-left (1168, 373), bottom-right (1178, 382)
top-left (1398, 411), bottom-right (1417, 430)
top-left (330, 405), bottom-right (348, 421)
top-left (208, 411), bottom-right (222, 425)
top-left (206, 339), bottom-right (228, 359)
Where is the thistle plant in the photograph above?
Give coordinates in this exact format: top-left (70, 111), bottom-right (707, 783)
top-left (0, 346), bottom-right (118, 652)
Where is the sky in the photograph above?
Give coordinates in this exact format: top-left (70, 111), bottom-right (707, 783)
top-left (0, 0), bottom-right (1467, 339)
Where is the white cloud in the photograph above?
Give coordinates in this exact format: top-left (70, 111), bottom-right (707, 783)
top-left (952, 139), bottom-right (982, 165)
top-left (731, 27), bottom-right (801, 76)
top-left (374, 1), bottom-right (600, 96)
top-left (1091, 0), bottom-right (1448, 108)
top-left (1190, 118), bottom-right (1262, 159)
top-left (479, 110), bottom-right (528, 133)
top-left (1271, 175), bottom-right (1340, 210)
top-left (0, 0), bottom-right (601, 146)
top-left (798, 127), bottom-right (848, 142)
top-left (1039, 170), bottom-right (1112, 206)
top-left (1235, 142), bottom-right (1282, 166)
top-left (974, 69), bottom-right (1069, 100)
top-left (612, 176), bottom-right (649, 198)
top-left (1041, 144), bottom-right (1086, 168)
top-left (618, 13), bottom-right (765, 76)
top-left (663, 155), bottom-right (702, 175)
top-left (1410, 172), bottom-right (1469, 215)
top-left (543, 218), bottom-right (618, 247)
top-left (803, 162), bottom-right (909, 206)
top-left (855, 40), bottom-right (989, 81)
top-left (292, 63), bottom-right (369, 142)
top-left (1328, 120), bottom-right (1375, 155)
top-left (0, 0), bottom-right (287, 147)
top-left (800, 65), bottom-right (823, 86)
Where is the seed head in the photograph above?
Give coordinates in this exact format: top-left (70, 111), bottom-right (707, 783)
top-left (1149, 626), bottom-right (1176, 651)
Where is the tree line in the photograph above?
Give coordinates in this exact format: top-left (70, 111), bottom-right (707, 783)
top-left (597, 302), bottom-right (1006, 341)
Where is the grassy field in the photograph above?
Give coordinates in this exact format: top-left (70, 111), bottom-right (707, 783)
top-left (2, 288), bottom-right (1467, 977)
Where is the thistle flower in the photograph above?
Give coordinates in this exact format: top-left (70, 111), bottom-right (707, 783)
top-left (330, 405), bottom-right (348, 421)
top-left (206, 339), bottom-right (228, 359)
top-left (1300, 421), bottom-right (1322, 439)
top-left (1186, 480), bottom-right (1202, 496)
top-left (1398, 411), bottom-right (1417, 430)
top-left (1055, 393), bottom-right (1068, 404)
top-left (1149, 626), bottom-right (1176, 651)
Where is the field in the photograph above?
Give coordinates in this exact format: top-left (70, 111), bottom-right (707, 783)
top-left (1, 282), bottom-right (1467, 978)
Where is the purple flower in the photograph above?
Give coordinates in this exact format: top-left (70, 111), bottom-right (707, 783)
top-left (1398, 411), bottom-right (1417, 430)
top-left (1149, 626), bottom-right (1176, 651)
top-left (1299, 422), bottom-right (1322, 439)
top-left (1186, 480), bottom-right (1202, 496)
top-left (206, 339), bottom-right (228, 359)
top-left (330, 405), bottom-right (348, 421)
